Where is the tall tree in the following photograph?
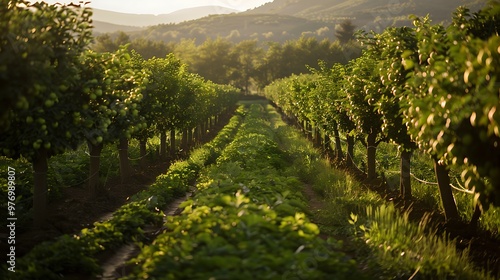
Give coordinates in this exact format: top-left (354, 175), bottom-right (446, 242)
top-left (231, 40), bottom-right (264, 94)
top-left (130, 38), bottom-right (174, 59)
top-left (78, 48), bottom-right (148, 193)
top-left (0, 1), bottom-right (93, 227)
top-left (192, 37), bottom-right (237, 85)
top-left (335, 19), bottom-right (356, 44)
top-left (345, 52), bottom-right (385, 180)
top-left (405, 5), bottom-right (500, 222)
top-left (359, 27), bottom-right (418, 199)
top-left (92, 34), bottom-right (119, 53)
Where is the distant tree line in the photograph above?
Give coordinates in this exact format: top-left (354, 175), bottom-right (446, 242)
top-left (92, 28), bottom-right (362, 93)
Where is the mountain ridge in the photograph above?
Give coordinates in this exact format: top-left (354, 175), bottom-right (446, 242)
top-left (94, 0), bottom-right (487, 43)
top-left (126, 13), bottom-right (332, 44)
top-left (92, 6), bottom-right (240, 27)
top-left (244, 0), bottom-right (486, 29)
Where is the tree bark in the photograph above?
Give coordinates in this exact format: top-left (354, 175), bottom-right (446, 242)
top-left (469, 203), bottom-right (482, 231)
top-left (323, 125), bottom-right (333, 157)
top-left (433, 158), bottom-right (460, 221)
top-left (118, 137), bottom-right (133, 183)
top-left (196, 124), bottom-right (202, 144)
top-left (307, 121), bottom-right (313, 141)
top-left (333, 121), bottom-right (344, 161)
top-left (88, 141), bottom-right (103, 197)
top-left (170, 129), bottom-right (176, 157)
top-left (314, 125), bottom-right (322, 147)
top-left (187, 128), bottom-right (193, 148)
top-left (400, 150), bottom-right (412, 199)
top-left (346, 135), bottom-right (355, 168)
top-left (367, 132), bottom-right (378, 180)
top-left (206, 119), bottom-right (211, 134)
top-left (33, 149), bottom-right (48, 228)
top-left (160, 131), bottom-right (167, 159)
top-left (181, 128), bottom-right (188, 153)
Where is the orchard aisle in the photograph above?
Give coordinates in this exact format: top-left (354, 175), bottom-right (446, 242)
top-left (10, 100), bottom-right (495, 279)
top-left (120, 101), bottom-right (363, 279)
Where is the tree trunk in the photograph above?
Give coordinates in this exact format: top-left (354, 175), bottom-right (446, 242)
top-left (118, 137), bottom-right (133, 183)
top-left (187, 128), bottom-right (193, 149)
top-left (181, 128), bottom-right (188, 153)
top-left (206, 119), bottom-right (211, 134)
top-left (346, 135), bottom-right (355, 168)
top-left (307, 121), bottom-right (313, 141)
top-left (33, 149), bottom-right (48, 228)
top-left (202, 120), bottom-right (207, 136)
top-left (367, 132), bottom-right (378, 180)
top-left (196, 124), bottom-right (202, 144)
top-left (433, 158), bottom-right (460, 221)
top-left (88, 141), bottom-right (103, 197)
top-left (139, 139), bottom-right (147, 168)
top-left (160, 131), bottom-right (167, 159)
top-left (333, 121), bottom-right (344, 161)
top-left (400, 150), bottom-right (412, 199)
top-left (314, 125), bottom-right (322, 147)
top-left (170, 130), bottom-right (176, 157)
top-left (469, 203), bottom-right (482, 231)
top-left (323, 125), bottom-right (333, 157)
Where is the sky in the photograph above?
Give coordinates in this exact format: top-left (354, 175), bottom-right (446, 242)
top-left (42, 0), bottom-right (273, 14)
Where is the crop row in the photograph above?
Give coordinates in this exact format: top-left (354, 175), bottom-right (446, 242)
top-left (263, 4), bottom-right (500, 223)
top-left (2, 2), bottom-right (240, 227)
top-left (6, 107), bottom-right (245, 279)
top-left (124, 104), bottom-right (361, 280)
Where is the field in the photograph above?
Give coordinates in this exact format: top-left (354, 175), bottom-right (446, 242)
top-left (2, 101), bottom-right (498, 279)
top-left (2, 2), bottom-right (500, 279)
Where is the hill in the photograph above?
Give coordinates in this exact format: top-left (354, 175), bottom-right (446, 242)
top-left (245, 0), bottom-right (486, 30)
top-left (128, 13), bottom-right (334, 44)
top-left (92, 20), bottom-right (145, 34)
top-left (100, 0), bottom-right (487, 44)
top-left (91, 6), bottom-right (240, 28)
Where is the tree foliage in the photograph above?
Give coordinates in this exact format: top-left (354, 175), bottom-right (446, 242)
top-left (0, 2), bottom-right (239, 226)
top-left (263, 2), bottom-right (500, 217)
top-left (335, 19), bottom-right (357, 44)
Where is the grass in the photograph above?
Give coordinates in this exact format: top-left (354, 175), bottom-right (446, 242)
top-left (352, 203), bottom-right (492, 279)
top-left (310, 153), bottom-right (494, 278)
top-left (270, 110), bottom-right (496, 278)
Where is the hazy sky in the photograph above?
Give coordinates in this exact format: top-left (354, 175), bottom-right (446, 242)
top-left (42, 0), bottom-right (273, 14)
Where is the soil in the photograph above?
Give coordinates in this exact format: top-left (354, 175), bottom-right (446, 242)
top-left (302, 184), bottom-right (331, 242)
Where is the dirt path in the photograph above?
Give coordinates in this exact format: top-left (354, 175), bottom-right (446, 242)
top-left (302, 184), bottom-right (332, 240)
top-left (97, 193), bottom-right (191, 279)
top-left (302, 184), bottom-right (324, 213)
